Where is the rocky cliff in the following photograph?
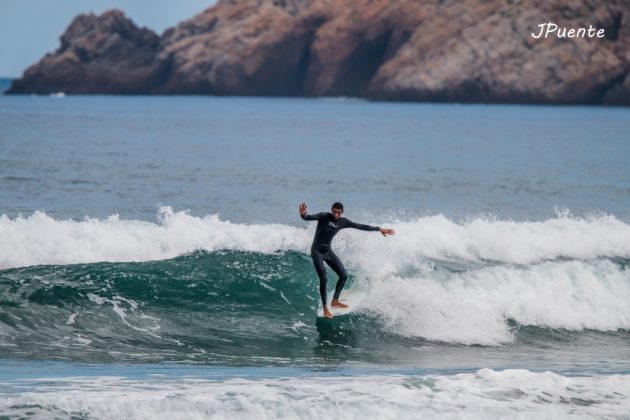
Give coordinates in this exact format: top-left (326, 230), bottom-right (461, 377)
top-left (8, 10), bottom-right (166, 94)
top-left (7, 0), bottom-right (630, 105)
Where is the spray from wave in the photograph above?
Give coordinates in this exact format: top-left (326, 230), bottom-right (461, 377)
top-left (1, 206), bottom-right (629, 269)
top-left (363, 259), bottom-right (630, 345)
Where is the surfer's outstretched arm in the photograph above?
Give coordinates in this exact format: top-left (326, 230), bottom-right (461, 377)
top-left (344, 219), bottom-right (395, 236)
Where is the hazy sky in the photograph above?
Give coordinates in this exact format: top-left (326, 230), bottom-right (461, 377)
top-left (0, 1), bottom-right (217, 77)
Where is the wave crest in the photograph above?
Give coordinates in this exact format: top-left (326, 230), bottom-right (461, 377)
top-left (1, 207), bottom-right (629, 269)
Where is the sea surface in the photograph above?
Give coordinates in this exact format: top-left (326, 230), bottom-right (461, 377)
top-left (0, 79), bottom-right (12, 94)
top-left (0, 94), bottom-right (629, 418)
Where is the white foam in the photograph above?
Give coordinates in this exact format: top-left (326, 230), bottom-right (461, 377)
top-left (87, 292), bottom-right (161, 336)
top-left (361, 259), bottom-right (630, 345)
top-left (1, 207), bottom-right (629, 269)
top-left (0, 207), bottom-right (311, 269)
top-left (1, 369), bottom-right (628, 419)
top-left (335, 213), bottom-right (630, 282)
top-left (66, 313), bottom-right (78, 325)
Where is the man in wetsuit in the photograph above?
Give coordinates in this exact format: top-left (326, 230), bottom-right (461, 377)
top-left (299, 202), bottom-right (395, 318)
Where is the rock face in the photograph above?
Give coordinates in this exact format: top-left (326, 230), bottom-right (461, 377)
top-left (7, 0), bottom-right (630, 105)
top-left (8, 10), bottom-right (166, 94)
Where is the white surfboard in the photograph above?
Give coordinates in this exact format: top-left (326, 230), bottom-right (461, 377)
top-left (319, 287), bottom-right (368, 318)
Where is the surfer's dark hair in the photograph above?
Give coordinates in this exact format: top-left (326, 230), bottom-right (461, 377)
top-left (331, 202), bottom-right (344, 212)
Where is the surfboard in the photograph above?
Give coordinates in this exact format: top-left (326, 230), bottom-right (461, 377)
top-left (319, 287), bottom-right (368, 318)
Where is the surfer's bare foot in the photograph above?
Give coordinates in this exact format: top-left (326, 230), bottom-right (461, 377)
top-left (331, 299), bottom-right (348, 308)
top-left (323, 306), bottom-right (333, 319)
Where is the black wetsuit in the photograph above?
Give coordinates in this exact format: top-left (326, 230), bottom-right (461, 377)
top-left (301, 212), bottom-right (380, 306)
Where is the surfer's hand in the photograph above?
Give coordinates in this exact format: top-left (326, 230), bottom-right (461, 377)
top-left (299, 202), bottom-right (307, 216)
top-left (380, 228), bottom-right (395, 237)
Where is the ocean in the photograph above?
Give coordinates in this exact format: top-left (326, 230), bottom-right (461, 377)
top-left (0, 94), bottom-right (629, 418)
top-left (0, 79), bottom-right (12, 94)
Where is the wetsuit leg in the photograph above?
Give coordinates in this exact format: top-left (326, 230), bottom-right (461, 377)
top-left (311, 249), bottom-right (328, 307)
top-left (324, 250), bottom-right (348, 301)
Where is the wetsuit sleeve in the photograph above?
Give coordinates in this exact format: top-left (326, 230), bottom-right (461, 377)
top-left (301, 212), bottom-right (325, 221)
top-left (343, 219), bottom-right (381, 232)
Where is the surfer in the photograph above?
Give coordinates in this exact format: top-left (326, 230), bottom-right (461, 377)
top-left (299, 202), bottom-right (395, 318)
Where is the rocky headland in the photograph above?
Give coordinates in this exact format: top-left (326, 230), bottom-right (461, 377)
top-left (7, 0), bottom-right (630, 105)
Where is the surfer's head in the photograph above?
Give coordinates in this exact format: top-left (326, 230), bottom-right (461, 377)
top-left (331, 202), bottom-right (344, 220)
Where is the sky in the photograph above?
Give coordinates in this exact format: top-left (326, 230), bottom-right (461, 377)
top-left (0, 1), bottom-right (217, 77)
